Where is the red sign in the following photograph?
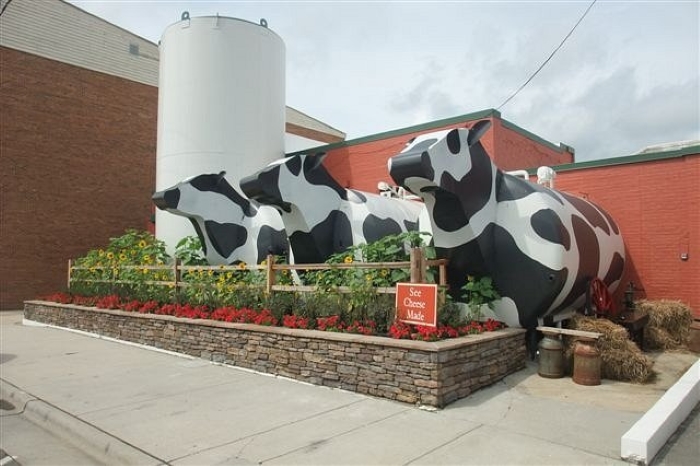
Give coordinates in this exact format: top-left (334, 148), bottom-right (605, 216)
top-left (395, 283), bottom-right (438, 327)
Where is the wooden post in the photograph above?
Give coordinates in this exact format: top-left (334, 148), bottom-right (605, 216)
top-left (410, 247), bottom-right (423, 283)
top-left (439, 262), bottom-right (447, 287)
top-left (265, 254), bottom-right (275, 294)
top-left (67, 259), bottom-right (72, 290)
top-left (173, 257), bottom-right (180, 304)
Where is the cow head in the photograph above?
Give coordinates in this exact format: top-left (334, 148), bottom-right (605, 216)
top-left (152, 172), bottom-right (255, 263)
top-left (389, 120), bottom-right (495, 235)
top-left (240, 153), bottom-right (346, 214)
top-left (153, 171), bottom-right (252, 218)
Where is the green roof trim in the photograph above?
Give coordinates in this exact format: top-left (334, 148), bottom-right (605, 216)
top-left (286, 108), bottom-right (500, 156)
top-left (286, 108), bottom-right (573, 157)
top-left (526, 144), bottom-right (700, 174)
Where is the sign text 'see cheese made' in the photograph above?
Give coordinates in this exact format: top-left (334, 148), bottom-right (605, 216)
top-left (395, 283), bottom-right (437, 327)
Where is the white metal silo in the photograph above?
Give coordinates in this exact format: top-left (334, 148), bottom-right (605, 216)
top-left (155, 13), bottom-right (285, 251)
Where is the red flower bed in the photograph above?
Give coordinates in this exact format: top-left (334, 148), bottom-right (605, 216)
top-left (389, 319), bottom-right (505, 341)
top-left (37, 293), bottom-right (505, 341)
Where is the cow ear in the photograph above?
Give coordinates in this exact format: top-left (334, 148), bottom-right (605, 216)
top-left (467, 120), bottom-right (491, 147)
top-left (307, 152), bottom-right (328, 172)
top-left (216, 171), bottom-right (226, 185)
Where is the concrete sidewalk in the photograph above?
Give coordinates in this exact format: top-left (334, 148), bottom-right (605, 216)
top-left (1, 310), bottom-right (697, 465)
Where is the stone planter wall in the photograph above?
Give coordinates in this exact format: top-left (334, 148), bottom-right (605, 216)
top-left (24, 301), bottom-right (527, 407)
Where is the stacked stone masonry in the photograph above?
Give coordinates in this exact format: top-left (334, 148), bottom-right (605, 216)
top-left (24, 301), bottom-right (527, 407)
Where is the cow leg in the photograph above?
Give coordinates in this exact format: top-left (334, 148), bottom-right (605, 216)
top-left (525, 326), bottom-right (540, 361)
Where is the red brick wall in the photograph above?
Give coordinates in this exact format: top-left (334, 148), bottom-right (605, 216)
top-left (556, 155), bottom-right (699, 317)
top-left (0, 47), bottom-right (157, 309)
top-left (492, 119), bottom-right (574, 170)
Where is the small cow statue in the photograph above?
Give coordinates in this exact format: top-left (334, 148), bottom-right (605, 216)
top-left (152, 172), bottom-right (288, 265)
top-left (389, 120), bottom-right (625, 332)
top-left (240, 152), bottom-right (423, 264)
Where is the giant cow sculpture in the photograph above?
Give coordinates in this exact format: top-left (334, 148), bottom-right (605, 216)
top-left (240, 152), bottom-right (424, 264)
top-left (389, 120), bottom-right (625, 331)
top-left (152, 172), bottom-right (288, 265)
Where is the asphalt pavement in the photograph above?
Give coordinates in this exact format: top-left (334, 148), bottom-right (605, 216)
top-left (1, 310), bottom-right (698, 465)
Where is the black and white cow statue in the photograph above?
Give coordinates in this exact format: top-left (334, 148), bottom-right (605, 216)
top-left (389, 120), bottom-right (625, 332)
top-left (152, 172), bottom-right (288, 265)
top-left (240, 152), bottom-right (424, 264)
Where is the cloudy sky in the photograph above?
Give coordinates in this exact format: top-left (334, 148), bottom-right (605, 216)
top-left (69, 0), bottom-right (698, 162)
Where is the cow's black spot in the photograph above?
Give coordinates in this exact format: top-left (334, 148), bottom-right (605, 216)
top-left (489, 224), bottom-right (567, 328)
top-left (287, 155), bottom-right (302, 176)
top-left (303, 155), bottom-right (347, 200)
top-left (554, 215), bottom-right (601, 312)
top-left (163, 188), bottom-right (181, 209)
top-left (288, 212), bottom-right (350, 264)
top-left (189, 220), bottom-right (208, 256)
top-left (190, 174), bottom-right (219, 192)
top-left (446, 129), bottom-right (461, 154)
top-left (439, 142), bottom-right (492, 220)
top-left (561, 193), bottom-right (610, 235)
top-left (600, 207), bottom-right (620, 235)
top-left (388, 145), bottom-right (435, 187)
top-left (332, 212), bottom-right (353, 253)
top-left (496, 172), bottom-right (536, 201)
top-left (362, 215), bottom-right (402, 243)
top-left (256, 225), bottom-right (289, 263)
top-left (496, 172), bottom-right (564, 205)
top-left (193, 174), bottom-right (252, 215)
top-left (403, 219), bottom-right (418, 231)
top-left (531, 209), bottom-right (571, 250)
top-left (288, 232), bottom-right (322, 264)
top-left (438, 240), bottom-right (489, 301)
top-left (603, 252), bottom-right (625, 286)
top-left (432, 189), bottom-right (469, 232)
top-left (204, 221), bottom-right (247, 258)
top-left (240, 168), bottom-right (286, 213)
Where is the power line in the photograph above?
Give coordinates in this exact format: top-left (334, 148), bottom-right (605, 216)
top-left (0, 0), bottom-right (14, 17)
top-left (496, 0), bottom-right (598, 111)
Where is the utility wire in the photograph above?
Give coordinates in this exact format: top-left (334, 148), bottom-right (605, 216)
top-left (496, 0), bottom-right (598, 111)
top-left (0, 0), bottom-right (13, 17)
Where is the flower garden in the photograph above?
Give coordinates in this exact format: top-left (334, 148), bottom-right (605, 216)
top-left (27, 229), bottom-right (526, 407)
top-left (45, 229), bottom-right (506, 342)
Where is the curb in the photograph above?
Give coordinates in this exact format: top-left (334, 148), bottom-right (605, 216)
top-left (0, 379), bottom-right (167, 466)
top-left (620, 358), bottom-right (700, 465)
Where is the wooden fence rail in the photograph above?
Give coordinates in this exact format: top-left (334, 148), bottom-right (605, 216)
top-left (68, 248), bottom-right (449, 299)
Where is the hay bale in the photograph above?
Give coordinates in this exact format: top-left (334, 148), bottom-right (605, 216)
top-left (563, 314), bottom-right (654, 383)
top-left (636, 299), bottom-right (693, 350)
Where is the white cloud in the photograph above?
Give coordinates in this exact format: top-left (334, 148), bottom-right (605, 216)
top-left (68, 0), bottom-right (699, 162)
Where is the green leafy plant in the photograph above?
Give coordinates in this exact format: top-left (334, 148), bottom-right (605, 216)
top-left (461, 275), bottom-right (500, 320)
top-left (174, 236), bottom-right (207, 265)
top-left (70, 229), bottom-right (172, 302)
